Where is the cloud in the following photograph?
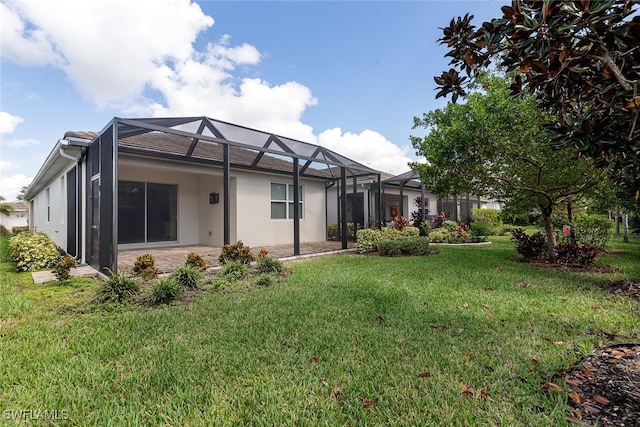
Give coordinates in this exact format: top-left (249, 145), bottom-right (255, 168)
top-left (2, 0), bottom-right (411, 175)
top-left (0, 111), bottom-right (23, 134)
top-left (317, 128), bottom-right (412, 175)
top-left (2, 138), bottom-right (39, 149)
top-left (0, 173), bottom-right (32, 201)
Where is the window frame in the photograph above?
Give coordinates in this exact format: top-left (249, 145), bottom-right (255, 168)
top-left (270, 182), bottom-right (303, 220)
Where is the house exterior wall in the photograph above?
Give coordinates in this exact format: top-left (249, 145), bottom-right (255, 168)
top-left (234, 170), bottom-right (326, 247)
top-left (117, 156), bottom-right (326, 249)
top-left (29, 163), bottom-right (76, 250)
top-left (0, 205), bottom-right (28, 231)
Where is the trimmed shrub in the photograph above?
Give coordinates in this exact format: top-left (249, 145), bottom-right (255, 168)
top-left (95, 272), bottom-right (140, 303)
top-left (428, 228), bottom-right (451, 242)
top-left (132, 254), bottom-right (158, 280)
top-left (0, 225), bottom-right (11, 237)
top-left (470, 221), bottom-right (492, 237)
top-left (327, 222), bottom-right (357, 240)
top-left (572, 214), bottom-right (613, 249)
top-left (11, 226), bottom-right (28, 235)
top-left (220, 260), bottom-right (249, 281)
top-left (391, 216), bottom-right (411, 230)
top-left (256, 274), bottom-right (276, 287)
top-left (172, 264), bottom-right (204, 289)
top-left (54, 254), bottom-right (77, 282)
top-left (471, 208), bottom-right (503, 235)
top-left (185, 252), bottom-right (208, 270)
top-left (377, 236), bottom-right (431, 256)
top-left (555, 241), bottom-right (600, 266)
top-left (257, 256), bottom-right (284, 274)
top-left (9, 231), bottom-right (60, 272)
top-left (219, 241), bottom-right (255, 265)
top-left (355, 229), bottom-right (382, 253)
top-left (148, 278), bottom-right (182, 305)
top-left (511, 228), bottom-right (547, 260)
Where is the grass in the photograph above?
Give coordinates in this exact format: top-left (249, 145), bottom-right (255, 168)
top-left (1, 236), bottom-right (639, 425)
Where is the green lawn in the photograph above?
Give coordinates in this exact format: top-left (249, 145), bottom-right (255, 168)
top-left (1, 236), bottom-right (639, 426)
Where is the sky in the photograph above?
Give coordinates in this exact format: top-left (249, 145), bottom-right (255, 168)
top-left (0, 0), bottom-right (506, 201)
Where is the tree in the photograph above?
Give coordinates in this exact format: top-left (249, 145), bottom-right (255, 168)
top-left (411, 74), bottom-right (601, 262)
top-left (16, 186), bottom-right (28, 201)
top-left (434, 1), bottom-right (640, 195)
top-left (0, 196), bottom-right (15, 217)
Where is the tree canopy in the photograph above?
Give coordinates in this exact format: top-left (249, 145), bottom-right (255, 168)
top-left (412, 74), bottom-right (601, 261)
top-left (434, 0), bottom-right (640, 195)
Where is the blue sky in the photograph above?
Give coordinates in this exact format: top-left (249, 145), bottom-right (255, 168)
top-left (0, 0), bottom-right (506, 200)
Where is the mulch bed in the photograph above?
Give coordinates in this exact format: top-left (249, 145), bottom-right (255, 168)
top-left (520, 256), bottom-right (640, 425)
top-left (562, 343), bottom-right (640, 426)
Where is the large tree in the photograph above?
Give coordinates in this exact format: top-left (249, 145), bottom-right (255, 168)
top-left (412, 75), bottom-right (601, 262)
top-left (0, 196), bottom-right (15, 217)
top-left (434, 0), bottom-right (640, 195)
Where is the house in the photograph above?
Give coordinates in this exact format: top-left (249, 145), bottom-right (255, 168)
top-left (24, 117), bottom-right (384, 274)
top-left (0, 201), bottom-right (28, 232)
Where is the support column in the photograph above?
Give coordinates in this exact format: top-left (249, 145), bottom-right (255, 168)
top-left (223, 144), bottom-right (230, 245)
top-left (377, 174), bottom-right (382, 229)
top-left (293, 158), bottom-right (300, 255)
top-left (340, 168), bottom-right (347, 249)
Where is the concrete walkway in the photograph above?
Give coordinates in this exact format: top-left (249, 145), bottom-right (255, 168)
top-left (32, 265), bottom-right (103, 284)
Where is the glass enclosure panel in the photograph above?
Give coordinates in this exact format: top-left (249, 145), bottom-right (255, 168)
top-left (118, 181), bottom-right (145, 244)
top-left (147, 183), bottom-right (178, 242)
top-left (271, 183), bottom-right (287, 201)
top-left (287, 185), bottom-right (303, 201)
top-left (271, 202), bottom-right (286, 219)
top-left (288, 202), bottom-right (304, 219)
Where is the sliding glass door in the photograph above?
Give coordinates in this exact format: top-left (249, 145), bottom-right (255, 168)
top-left (118, 180), bottom-right (177, 244)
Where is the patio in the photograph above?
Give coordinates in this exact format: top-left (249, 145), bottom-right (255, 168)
top-left (117, 240), bottom-right (356, 274)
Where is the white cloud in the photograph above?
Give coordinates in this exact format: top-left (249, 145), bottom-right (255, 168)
top-left (1, 0), bottom-right (411, 176)
top-left (2, 138), bottom-right (39, 149)
top-left (0, 173), bottom-right (32, 201)
top-left (0, 111), bottom-right (24, 134)
top-left (317, 128), bottom-right (412, 175)
top-left (0, 160), bottom-right (13, 171)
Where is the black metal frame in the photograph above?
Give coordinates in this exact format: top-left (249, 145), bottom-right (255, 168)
top-left (85, 116), bottom-right (381, 273)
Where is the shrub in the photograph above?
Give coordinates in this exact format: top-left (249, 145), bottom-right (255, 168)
top-left (54, 254), bottom-right (77, 282)
top-left (256, 274), bottom-right (276, 287)
top-left (471, 208), bottom-right (503, 235)
top-left (95, 272), bottom-right (140, 303)
top-left (172, 265), bottom-right (204, 289)
top-left (428, 228), bottom-right (451, 242)
top-left (470, 221), bottom-right (492, 237)
top-left (327, 222), bottom-right (357, 240)
top-left (355, 228), bottom-right (382, 253)
top-left (555, 241), bottom-right (600, 266)
top-left (257, 248), bottom-right (270, 259)
top-left (391, 216), bottom-right (411, 230)
top-left (511, 228), bottom-right (547, 260)
top-left (257, 256), bottom-right (284, 274)
top-left (185, 252), bottom-right (208, 271)
top-left (572, 214), bottom-right (613, 249)
top-left (148, 278), bottom-right (182, 305)
top-left (9, 231), bottom-right (60, 272)
top-left (377, 236), bottom-right (431, 256)
top-left (220, 260), bottom-right (249, 281)
top-left (0, 225), bottom-right (10, 237)
top-left (11, 226), bottom-right (28, 235)
top-left (219, 241), bottom-right (255, 265)
top-left (132, 253), bottom-right (158, 280)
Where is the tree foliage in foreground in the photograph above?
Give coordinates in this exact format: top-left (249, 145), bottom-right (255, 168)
top-left (411, 75), bottom-right (601, 262)
top-left (434, 0), bottom-right (640, 195)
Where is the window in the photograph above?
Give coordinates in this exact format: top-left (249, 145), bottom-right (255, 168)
top-left (118, 181), bottom-right (177, 244)
top-left (46, 188), bottom-right (50, 222)
top-left (270, 183), bottom-right (303, 219)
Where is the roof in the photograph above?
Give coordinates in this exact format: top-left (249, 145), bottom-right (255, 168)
top-left (115, 117), bottom-right (379, 179)
top-left (25, 116), bottom-right (383, 200)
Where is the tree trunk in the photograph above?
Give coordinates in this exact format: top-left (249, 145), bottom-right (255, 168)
top-left (623, 212), bottom-right (629, 243)
top-left (615, 206), bottom-right (621, 235)
top-left (540, 205), bottom-right (557, 263)
top-left (567, 199), bottom-right (573, 222)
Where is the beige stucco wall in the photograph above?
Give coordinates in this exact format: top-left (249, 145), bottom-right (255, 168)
top-left (233, 170), bottom-right (326, 247)
top-left (30, 163), bottom-right (76, 250)
top-left (118, 156), bottom-right (326, 248)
